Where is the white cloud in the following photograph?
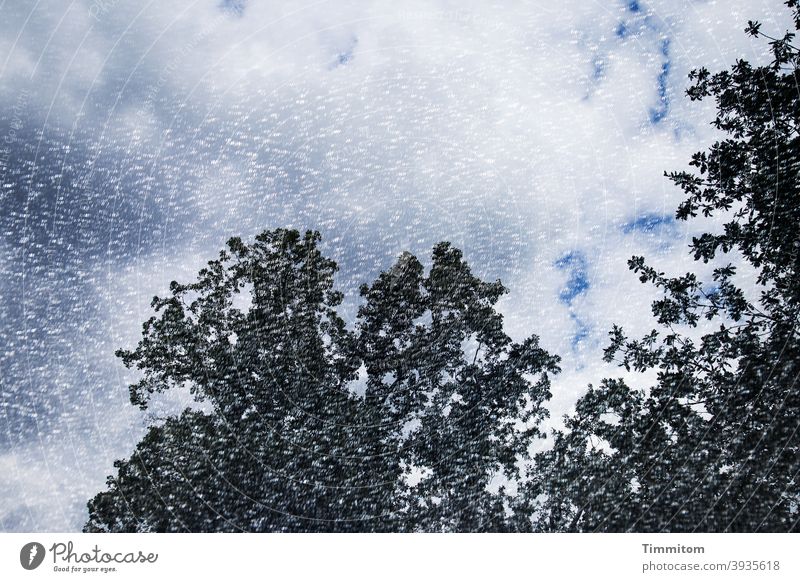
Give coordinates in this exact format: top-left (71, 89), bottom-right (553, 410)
top-left (0, 0), bottom-right (793, 530)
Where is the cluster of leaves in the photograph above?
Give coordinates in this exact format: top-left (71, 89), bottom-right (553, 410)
top-left (529, 2), bottom-right (800, 532)
top-left (85, 230), bottom-right (559, 532)
top-left (87, 1), bottom-right (800, 533)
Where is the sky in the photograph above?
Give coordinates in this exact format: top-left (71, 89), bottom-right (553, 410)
top-left (0, 0), bottom-right (793, 531)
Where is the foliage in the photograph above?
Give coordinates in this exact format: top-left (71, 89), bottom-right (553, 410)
top-left (87, 2), bottom-right (800, 534)
top-left (530, 2), bottom-right (800, 532)
top-left (85, 231), bottom-right (559, 532)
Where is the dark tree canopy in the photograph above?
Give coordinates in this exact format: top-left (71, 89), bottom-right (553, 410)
top-left (528, 2), bottom-right (800, 533)
top-left (85, 230), bottom-right (559, 532)
top-left (87, 2), bottom-right (800, 534)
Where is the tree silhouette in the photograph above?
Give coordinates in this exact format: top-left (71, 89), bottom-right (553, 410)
top-left (529, 1), bottom-right (800, 532)
top-left (85, 230), bottom-right (559, 532)
top-left (86, 2), bottom-right (800, 533)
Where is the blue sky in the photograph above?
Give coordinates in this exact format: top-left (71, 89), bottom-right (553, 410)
top-left (0, 0), bottom-right (790, 531)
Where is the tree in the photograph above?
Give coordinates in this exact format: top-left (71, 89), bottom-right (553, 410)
top-left (356, 245), bottom-right (559, 531)
top-left (85, 230), bottom-right (559, 532)
top-left (529, 1), bottom-right (800, 532)
top-left (86, 230), bottom-right (395, 532)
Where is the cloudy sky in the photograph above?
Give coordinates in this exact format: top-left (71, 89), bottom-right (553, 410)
top-left (0, 0), bottom-right (793, 531)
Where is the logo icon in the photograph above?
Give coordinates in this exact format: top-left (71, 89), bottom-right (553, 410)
top-left (20, 542), bottom-right (46, 570)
